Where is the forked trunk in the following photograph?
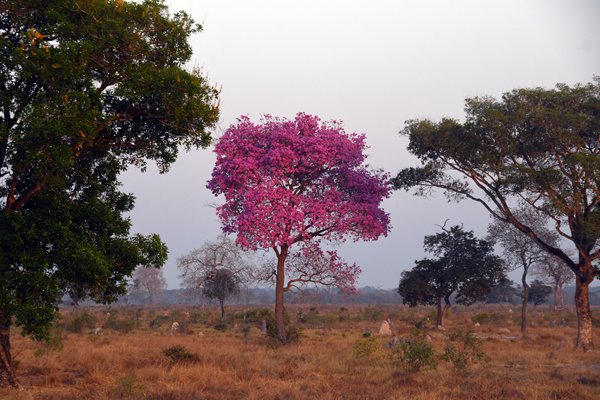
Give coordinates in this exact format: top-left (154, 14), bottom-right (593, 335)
top-left (274, 246), bottom-right (288, 343)
top-left (574, 271), bottom-right (594, 351)
top-left (521, 271), bottom-right (529, 336)
top-left (0, 312), bottom-right (18, 388)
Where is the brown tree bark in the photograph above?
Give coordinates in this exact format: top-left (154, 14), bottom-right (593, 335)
top-left (574, 265), bottom-right (594, 351)
top-left (521, 271), bottom-right (529, 337)
top-left (553, 283), bottom-right (559, 311)
top-left (274, 245), bottom-right (288, 343)
top-left (436, 297), bottom-right (443, 327)
top-left (0, 312), bottom-right (18, 388)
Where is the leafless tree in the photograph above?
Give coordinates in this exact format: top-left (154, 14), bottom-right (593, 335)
top-left (255, 244), bottom-right (360, 295)
top-left (487, 207), bottom-right (559, 336)
top-left (177, 236), bottom-right (253, 304)
top-left (129, 266), bottom-right (167, 304)
top-left (534, 254), bottom-right (574, 309)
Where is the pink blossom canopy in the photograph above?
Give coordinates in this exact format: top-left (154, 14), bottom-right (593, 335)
top-left (207, 113), bottom-right (391, 252)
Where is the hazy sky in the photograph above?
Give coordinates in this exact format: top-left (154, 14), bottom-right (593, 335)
top-left (121, 0), bottom-right (600, 289)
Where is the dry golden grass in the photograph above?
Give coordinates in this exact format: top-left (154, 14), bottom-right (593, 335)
top-left (1, 305), bottom-right (599, 399)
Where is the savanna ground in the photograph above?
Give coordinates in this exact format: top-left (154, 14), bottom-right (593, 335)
top-left (2, 304), bottom-right (600, 400)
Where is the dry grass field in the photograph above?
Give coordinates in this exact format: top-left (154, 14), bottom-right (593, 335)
top-left (1, 304), bottom-right (599, 400)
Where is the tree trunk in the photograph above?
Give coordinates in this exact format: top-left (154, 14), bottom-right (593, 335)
top-left (560, 284), bottom-right (565, 307)
top-left (574, 270), bottom-right (594, 351)
top-left (553, 283), bottom-right (559, 311)
top-left (521, 270), bottom-right (529, 337)
top-left (274, 246), bottom-right (288, 343)
top-left (436, 297), bottom-right (443, 327)
top-left (0, 312), bottom-right (18, 388)
top-left (219, 299), bottom-right (225, 320)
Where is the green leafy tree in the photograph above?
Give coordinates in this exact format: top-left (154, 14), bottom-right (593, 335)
top-left (398, 225), bottom-right (505, 327)
top-left (394, 80), bottom-right (599, 351)
top-left (202, 268), bottom-right (241, 320)
top-left (0, 0), bottom-right (219, 387)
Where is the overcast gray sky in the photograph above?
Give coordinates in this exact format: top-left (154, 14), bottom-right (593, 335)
top-left (121, 0), bottom-right (600, 289)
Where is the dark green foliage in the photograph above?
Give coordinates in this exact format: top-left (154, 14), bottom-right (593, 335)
top-left (0, 0), bottom-right (219, 357)
top-left (398, 225), bottom-right (506, 325)
top-left (485, 277), bottom-right (520, 305)
top-left (391, 338), bottom-right (438, 372)
top-left (162, 345), bottom-right (200, 364)
top-left (63, 311), bottom-right (97, 333)
top-left (527, 280), bottom-right (553, 306)
top-left (393, 80), bottom-right (600, 348)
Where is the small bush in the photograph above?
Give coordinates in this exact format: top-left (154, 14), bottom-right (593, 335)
top-left (214, 321), bottom-right (228, 331)
top-left (64, 312), bottom-right (97, 333)
top-left (392, 339), bottom-right (438, 372)
top-left (105, 316), bottom-right (138, 333)
top-left (109, 375), bottom-right (144, 399)
top-left (150, 315), bottom-right (171, 329)
top-left (442, 330), bottom-right (488, 371)
top-left (471, 312), bottom-right (491, 325)
top-left (353, 336), bottom-right (381, 359)
top-left (162, 345), bottom-right (200, 364)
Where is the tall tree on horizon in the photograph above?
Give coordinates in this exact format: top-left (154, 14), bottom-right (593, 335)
top-left (394, 79), bottom-right (600, 351)
top-left (398, 224), bottom-right (505, 327)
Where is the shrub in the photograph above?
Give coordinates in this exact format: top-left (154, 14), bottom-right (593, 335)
top-left (109, 375), bottom-right (144, 399)
top-left (150, 315), bottom-right (171, 329)
top-left (353, 336), bottom-right (381, 359)
top-left (391, 339), bottom-right (438, 372)
top-left (64, 312), bottom-right (97, 333)
top-left (471, 312), bottom-right (491, 325)
top-left (162, 345), bottom-right (200, 364)
top-left (441, 330), bottom-right (488, 371)
top-left (214, 321), bottom-right (228, 331)
top-left (105, 316), bottom-right (138, 333)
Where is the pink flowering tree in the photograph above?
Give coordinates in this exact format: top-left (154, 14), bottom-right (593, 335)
top-left (207, 113), bottom-right (391, 342)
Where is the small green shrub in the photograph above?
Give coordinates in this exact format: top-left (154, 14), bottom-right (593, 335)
top-left (162, 345), bottom-right (200, 364)
top-left (442, 330), bottom-right (488, 371)
top-left (353, 336), bottom-right (381, 359)
top-left (392, 339), bottom-right (438, 372)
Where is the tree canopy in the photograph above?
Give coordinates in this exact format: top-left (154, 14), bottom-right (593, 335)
top-left (0, 0), bottom-right (219, 387)
top-left (208, 113), bottom-right (391, 341)
top-left (398, 225), bottom-right (505, 327)
top-left (394, 79), bottom-right (599, 350)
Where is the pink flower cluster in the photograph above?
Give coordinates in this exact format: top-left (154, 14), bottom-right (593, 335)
top-left (207, 113), bottom-right (391, 287)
